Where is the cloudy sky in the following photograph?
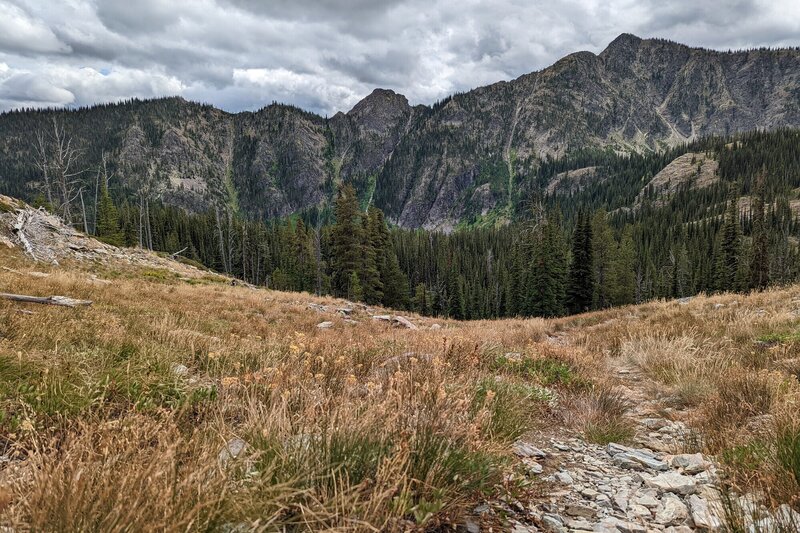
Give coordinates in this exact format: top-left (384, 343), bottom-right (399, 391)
top-left (0, 0), bottom-right (798, 116)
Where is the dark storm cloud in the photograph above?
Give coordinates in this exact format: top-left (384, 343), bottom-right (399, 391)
top-left (0, 0), bottom-right (797, 115)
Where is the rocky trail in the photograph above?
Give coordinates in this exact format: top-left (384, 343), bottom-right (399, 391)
top-left (473, 328), bottom-right (799, 533)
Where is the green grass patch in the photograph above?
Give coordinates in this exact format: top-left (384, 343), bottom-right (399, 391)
top-left (249, 425), bottom-right (505, 526)
top-left (719, 440), bottom-right (770, 471)
top-left (755, 329), bottom-right (800, 345)
top-left (492, 355), bottom-right (584, 387)
top-left (775, 422), bottom-right (800, 487)
top-left (472, 377), bottom-right (550, 441)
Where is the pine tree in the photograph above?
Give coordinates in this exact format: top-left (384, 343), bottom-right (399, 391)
top-left (591, 209), bottom-right (614, 309)
top-left (749, 171), bottom-right (769, 291)
top-left (447, 264), bottom-right (466, 319)
top-left (331, 184), bottom-right (363, 298)
top-left (361, 210), bottom-right (383, 304)
top-left (95, 180), bottom-right (123, 246)
top-left (528, 210), bottom-right (567, 317)
top-left (715, 195), bottom-right (742, 292)
top-left (566, 211), bottom-right (594, 313)
top-left (413, 283), bottom-right (429, 314)
top-left (348, 270), bottom-right (363, 302)
top-left (609, 226), bottom-right (636, 306)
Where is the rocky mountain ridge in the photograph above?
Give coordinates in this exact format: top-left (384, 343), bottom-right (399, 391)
top-left (1, 34), bottom-right (798, 229)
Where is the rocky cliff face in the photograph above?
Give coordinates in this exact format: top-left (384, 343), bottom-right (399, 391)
top-left (1, 35), bottom-right (798, 229)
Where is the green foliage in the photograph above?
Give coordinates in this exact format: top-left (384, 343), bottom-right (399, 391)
top-left (472, 377), bottom-right (549, 441)
top-left (567, 210), bottom-right (595, 314)
top-left (775, 422), bottom-right (800, 487)
top-left (492, 355), bottom-right (580, 387)
top-left (95, 180), bottom-right (123, 246)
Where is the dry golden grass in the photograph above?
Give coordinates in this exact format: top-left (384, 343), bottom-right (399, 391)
top-left (2, 245), bottom-right (799, 529)
top-left (0, 248), bottom-right (583, 531)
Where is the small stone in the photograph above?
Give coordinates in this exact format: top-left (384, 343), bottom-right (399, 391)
top-left (171, 363), bottom-right (189, 377)
top-left (629, 503), bottom-right (652, 518)
top-left (462, 517), bottom-right (480, 533)
top-left (655, 493), bottom-right (689, 526)
top-left (635, 493), bottom-right (660, 508)
top-left (542, 513), bottom-right (566, 532)
top-left (664, 527), bottom-right (693, 533)
top-left (687, 494), bottom-right (722, 530)
top-left (644, 472), bottom-right (697, 495)
top-left (566, 518), bottom-right (593, 530)
top-left (613, 490), bottom-right (630, 512)
top-left (218, 437), bottom-right (248, 466)
top-left (317, 321), bottom-right (334, 329)
top-left (607, 442), bottom-right (669, 471)
top-left (555, 471), bottom-right (574, 485)
top-left (774, 503), bottom-right (800, 527)
top-left (641, 418), bottom-right (670, 430)
top-left (581, 487), bottom-right (600, 499)
top-left (553, 442), bottom-right (571, 452)
top-left (594, 517), bottom-right (647, 533)
top-left (669, 453), bottom-right (710, 475)
top-left (565, 504), bottom-right (596, 518)
top-left (392, 315), bottom-right (418, 329)
top-left (514, 441), bottom-right (548, 458)
top-left (429, 323), bottom-right (442, 330)
top-left (526, 460), bottom-right (544, 475)
top-left (473, 503), bottom-right (491, 514)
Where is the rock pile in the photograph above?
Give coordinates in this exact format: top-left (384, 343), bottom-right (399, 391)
top-left (510, 432), bottom-right (725, 532)
top-left (0, 195), bottom-right (214, 279)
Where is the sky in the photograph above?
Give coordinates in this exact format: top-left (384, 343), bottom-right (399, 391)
top-left (0, 0), bottom-right (798, 116)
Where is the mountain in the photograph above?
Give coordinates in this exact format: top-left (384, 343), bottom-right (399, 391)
top-left (1, 34), bottom-right (799, 229)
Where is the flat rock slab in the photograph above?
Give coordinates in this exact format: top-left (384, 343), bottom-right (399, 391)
top-left (669, 453), bottom-right (710, 474)
top-left (607, 442), bottom-right (669, 471)
top-left (644, 471), bottom-right (697, 495)
top-left (513, 441), bottom-right (548, 458)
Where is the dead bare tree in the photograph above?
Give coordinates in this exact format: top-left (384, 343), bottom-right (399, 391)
top-left (93, 151), bottom-right (115, 234)
top-left (33, 118), bottom-right (86, 225)
top-left (49, 118), bottom-right (86, 225)
top-left (32, 130), bottom-right (54, 207)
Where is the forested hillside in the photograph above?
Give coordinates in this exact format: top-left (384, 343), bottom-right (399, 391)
top-left (1, 34), bottom-right (798, 230)
top-left (75, 128), bottom-right (800, 320)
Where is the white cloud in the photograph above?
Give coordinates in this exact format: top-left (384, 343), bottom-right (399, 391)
top-left (0, 62), bottom-right (184, 110)
top-left (0, 1), bottom-right (70, 54)
top-left (0, 0), bottom-right (797, 114)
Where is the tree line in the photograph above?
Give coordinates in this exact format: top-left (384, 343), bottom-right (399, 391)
top-left (19, 126), bottom-right (800, 319)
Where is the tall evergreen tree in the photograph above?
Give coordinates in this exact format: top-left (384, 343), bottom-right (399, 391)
top-left (528, 210), bottom-right (567, 317)
top-left (361, 210), bottom-right (384, 304)
top-left (715, 195), bottom-right (742, 292)
top-left (566, 211), bottom-right (594, 313)
top-left (95, 180), bottom-right (123, 246)
top-left (591, 209), bottom-right (615, 309)
top-left (609, 226), bottom-right (636, 306)
top-left (749, 171), bottom-right (769, 291)
top-left (331, 184), bottom-right (363, 297)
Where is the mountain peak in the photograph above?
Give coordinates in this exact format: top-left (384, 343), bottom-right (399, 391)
top-left (603, 33), bottom-right (643, 52)
top-left (348, 88), bottom-right (409, 115)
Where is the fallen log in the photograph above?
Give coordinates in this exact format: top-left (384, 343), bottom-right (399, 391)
top-left (0, 293), bottom-right (92, 307)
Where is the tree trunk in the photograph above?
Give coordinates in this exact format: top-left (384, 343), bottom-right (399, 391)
top-left (0, 293), bottom-right (92, 307)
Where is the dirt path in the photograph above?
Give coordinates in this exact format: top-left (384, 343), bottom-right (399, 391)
top-left (484, 328), bottom-right (728, 532)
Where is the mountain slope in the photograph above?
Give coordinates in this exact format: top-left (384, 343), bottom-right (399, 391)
top-left (0, 34), bottom-right (798, 229)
